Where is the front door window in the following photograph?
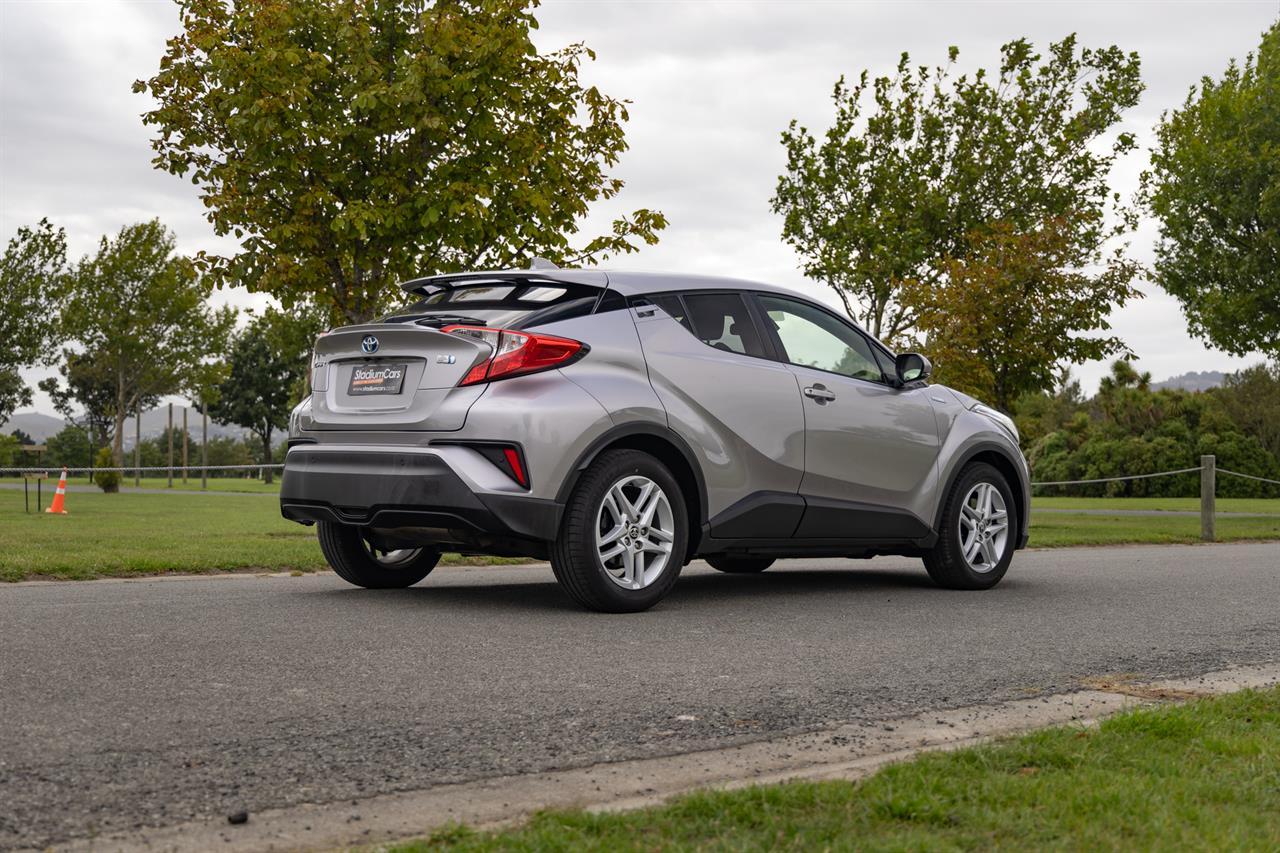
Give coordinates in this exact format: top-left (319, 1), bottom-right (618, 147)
top-left (757, 295), bottom-right (885, 383)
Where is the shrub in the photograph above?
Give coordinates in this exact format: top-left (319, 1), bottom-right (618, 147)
top-left (93, 446), bottom-right (120, 493)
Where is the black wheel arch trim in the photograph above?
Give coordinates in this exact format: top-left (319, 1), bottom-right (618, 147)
top-left (555, 421), bottom-right (709, 531)
top-left (934, 440), bottom-right (1030, 548)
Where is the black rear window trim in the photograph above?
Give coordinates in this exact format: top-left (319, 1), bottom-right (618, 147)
top-left (629, 289), bottom-right (782, 363)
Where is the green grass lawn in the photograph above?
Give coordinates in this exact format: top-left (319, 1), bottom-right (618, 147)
top-left (0, 475), bottom-right (281, 493)
top-left (393, 686), bottom-right (1280, 851)
top-left (0, 489), bottom-right (522, 582)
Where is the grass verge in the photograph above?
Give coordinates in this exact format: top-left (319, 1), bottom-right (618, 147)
top-left (0, 490), bottom-right (524, 582)
top-left (393, 686), bottom-right (1280, 851)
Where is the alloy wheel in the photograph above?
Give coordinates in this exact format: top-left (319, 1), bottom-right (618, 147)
top-left (360, 532), bottom-right (423, 567)
top-left (958, 481), bottom-right (1009, 573)
top-left (595, 474), bottom-right (676, 590)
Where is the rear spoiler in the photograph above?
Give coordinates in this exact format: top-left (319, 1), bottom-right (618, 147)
top-left (398, 269), bottom-right (609, 298)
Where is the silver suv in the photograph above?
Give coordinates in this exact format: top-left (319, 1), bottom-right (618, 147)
top-left (281, 267), bottom-right (1029, 612)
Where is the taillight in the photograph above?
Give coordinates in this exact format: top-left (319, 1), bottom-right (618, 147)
top-left (443, 326), bottom-right (585, 386)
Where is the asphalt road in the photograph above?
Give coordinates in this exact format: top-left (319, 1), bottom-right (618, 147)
top-left (2, 543), bottom-right (1278, 849)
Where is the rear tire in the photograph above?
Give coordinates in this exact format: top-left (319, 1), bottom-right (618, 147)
top-left (550, 449), bottom-right (688, 612)
top-left (707, 555), bottom-right (774, 574)
top-left (923, 462), bottom-right (1016, 590)
top-left (317, 522), bottom-right (440, 589)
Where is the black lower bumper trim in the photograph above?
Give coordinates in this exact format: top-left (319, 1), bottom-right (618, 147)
top-left (279, 448), bottom-right (561, 541)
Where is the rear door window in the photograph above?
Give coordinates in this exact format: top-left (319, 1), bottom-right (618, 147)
top-left (679, 293), bottom-right (769, 358)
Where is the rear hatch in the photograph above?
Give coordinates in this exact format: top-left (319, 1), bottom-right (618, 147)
top-left (308, 273), bottom-right (607, 431)
top-left (309, 325), bottom-right (491, 431)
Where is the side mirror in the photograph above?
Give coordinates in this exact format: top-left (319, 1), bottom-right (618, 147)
top-left (895, 352), bottom-right (932, 385)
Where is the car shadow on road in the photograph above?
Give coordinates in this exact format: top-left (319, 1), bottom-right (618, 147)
top-left (309, 564), bottom-right (946, 614)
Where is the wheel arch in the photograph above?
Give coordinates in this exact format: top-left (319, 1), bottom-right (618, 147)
top-left (555, 422), bottom-right (707, 563)
top-left (934, 442), bottom-right (1029, 549)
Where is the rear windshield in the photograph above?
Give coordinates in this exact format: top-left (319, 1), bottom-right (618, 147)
top-left (383, 280), bottom-right (602, 329)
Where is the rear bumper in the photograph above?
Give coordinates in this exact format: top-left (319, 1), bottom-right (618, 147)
top-left (279, 447), bottom-right (562, 542)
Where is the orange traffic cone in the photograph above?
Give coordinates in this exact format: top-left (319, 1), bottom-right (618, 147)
top-left (45, 467), bottom-right (69, 514)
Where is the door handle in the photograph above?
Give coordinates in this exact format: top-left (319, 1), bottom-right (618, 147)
top-left (803, 385), bottom-right (836, 403)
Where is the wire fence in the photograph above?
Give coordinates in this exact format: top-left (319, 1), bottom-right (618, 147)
top-left (6, 461), bottom-right (1280, 487)
top-left (1, 400), bottom-right (280, 485)
top-left (0, 464), bottom-right (284, 476)
top-left (1032, 465), bottom-right (1280, 493)
top-left (6, 455), bottom-right (1280, 542)
top-left (1029, 456), bottom-right (1280, 541)
top-left (1217, 468), bottom-right (1280, 486)
top-left (1030, 467), bottom-right (1208, 488)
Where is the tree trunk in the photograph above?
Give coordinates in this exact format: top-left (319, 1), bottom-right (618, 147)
top-left (262, 428), bottom-right (273, 484)
top-left (112, 411), bottom-right (126, 468)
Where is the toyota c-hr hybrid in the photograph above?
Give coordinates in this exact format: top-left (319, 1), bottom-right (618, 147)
top-left (281, 265), bottom-right (1029, 612)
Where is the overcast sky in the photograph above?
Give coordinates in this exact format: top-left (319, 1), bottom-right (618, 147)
top-left (2, 0), bottom-right (1278, 415)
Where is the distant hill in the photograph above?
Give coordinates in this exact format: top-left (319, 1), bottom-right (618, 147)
top-left (4, 412), bottom-right (65, 443)
top-left (1152, 371), bottom-right (1227, 392)
top-left (5, 408), bottom-right (259, 447)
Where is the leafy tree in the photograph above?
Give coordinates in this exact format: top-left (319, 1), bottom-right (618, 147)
top-left (257, 305), bottom-right (328, 407)
top-left (39, 351), bottom-right (152, 459)
top-left (208, 314), bottom-right (307, 483)
top-left (1010, 370), bottom-right (1085, 449)
top-left (135, 0), bottom-right (666, 325)
top-left (0, 373), bottom-right (30, 431)
top-left (9, 428), bottom-right (34, 445)
top-left (1144, 21), bottom-right (1280, 357)
top-left (902, 217), bottom-right (1141, 410)
top-left (1213, 362), bottom-right (1280, 462)
top-left (0, 220), bottom-right (67, 425)
top-left (202, 435), bottom-right (254, 473)
top-left (45, 425), bottom-right (92, 470)
top-left (0, 434), bottom-right (21, 468)
top-left (51, 220), bottom-right (236, 467)
top-left (772, 36), bottom-right (1143, 343)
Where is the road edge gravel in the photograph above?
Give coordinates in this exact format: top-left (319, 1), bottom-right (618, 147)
top-left (54, 662), bottom-right (1280, 853)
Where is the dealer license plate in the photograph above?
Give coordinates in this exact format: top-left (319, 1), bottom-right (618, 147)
top-left (347, 363), bottom-right (407, 396)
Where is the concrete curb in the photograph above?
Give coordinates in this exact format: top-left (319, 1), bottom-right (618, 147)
top-left (55, 662), bottom-right (1280, 853)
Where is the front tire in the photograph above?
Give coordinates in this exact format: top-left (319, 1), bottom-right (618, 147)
top-left (550, 449), bottom-right (688, 612)
top-left (317, 522), bottom-right (440, 589)
top-left (923, 462), bottom-right (1016, 590)
top-left (707, 555), bottom-right (774, 574)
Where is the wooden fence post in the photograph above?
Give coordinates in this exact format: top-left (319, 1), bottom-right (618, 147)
top-left (134, 410), bottom-right (141, 487)
top-left (167, 402), bottom-right (174, 489)
top-left (182, 407), bottom-right (189, 483)
top-left (201, 401), bottom-right (208, 491)
top-left (1200, 454), bottom-right (1216, 542)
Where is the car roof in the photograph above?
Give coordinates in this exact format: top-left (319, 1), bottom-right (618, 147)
top-left (398, 268), bottom-right (805, 299)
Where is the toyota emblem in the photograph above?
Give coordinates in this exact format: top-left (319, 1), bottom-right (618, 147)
top-left (361, 335), bottom-right (379, 354)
